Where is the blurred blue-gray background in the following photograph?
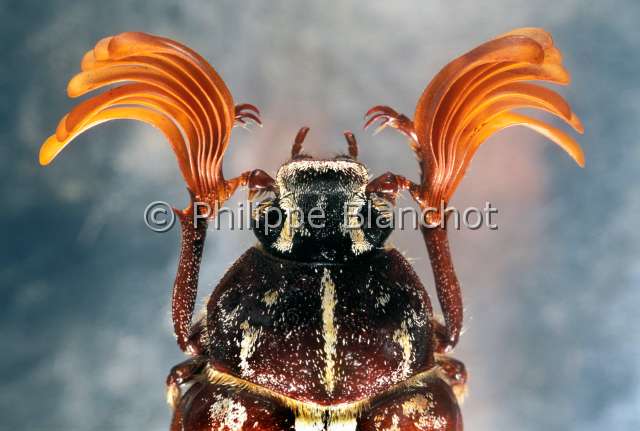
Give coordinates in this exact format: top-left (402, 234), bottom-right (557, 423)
top-left (1, 0), bottom-right (638, 430)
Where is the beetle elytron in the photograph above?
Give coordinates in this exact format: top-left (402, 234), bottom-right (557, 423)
top-left (40, 28), bottom-right (584, 431)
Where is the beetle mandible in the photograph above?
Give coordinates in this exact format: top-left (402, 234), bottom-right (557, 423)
top-left (40, 28), bottom-right (584, 431)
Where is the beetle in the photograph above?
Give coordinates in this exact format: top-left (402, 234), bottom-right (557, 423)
top-left (40, 28), bottom-right (584, 431)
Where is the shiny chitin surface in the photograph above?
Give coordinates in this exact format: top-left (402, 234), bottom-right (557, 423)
top-left (204, 247), bottom-right (435, 404)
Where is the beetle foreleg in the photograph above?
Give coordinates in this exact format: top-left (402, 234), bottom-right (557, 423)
top-left (421, 225), bottom-right (463, 353)
top-left (234, 103), bottom-right (262, 128)
top-left (172, 206), bottom-right (208, 353)
top-left (364, 105), bottom-right (418, 144)
top-left (172, 170), bottom-right (274, 354)
top-left (366, 171), bottom-right (419, 205)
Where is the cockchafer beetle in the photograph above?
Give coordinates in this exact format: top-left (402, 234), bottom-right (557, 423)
top-left (40, 28), bottom-right (584, 431)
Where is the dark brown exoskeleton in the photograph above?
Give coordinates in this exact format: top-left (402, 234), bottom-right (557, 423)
top-left (40, 28), bottom-right (584, 431)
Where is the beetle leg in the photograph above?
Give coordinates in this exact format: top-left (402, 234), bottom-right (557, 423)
top-left (364, 105), bottom-right (418, 144)
top-left (165, 356), bottom-right (208, 409)
top-left (366, 171), bottom-right (419, 205)
top-left (421, 225), bottom-right (463, 353)
top-left (436, 354), bottom-right (468, 404)
top-left (184, 313), bottom-right (208, 356)
top-left (170, 406), bottom-right (184, 431)
top-left (246, 169), bottom-right (277, 200)
top-left (172, 205), bottom-right (208, 354)
top-left (172, 171), bottom-right (274, 355)
top-left (234, 103), bottom-right (262, 128)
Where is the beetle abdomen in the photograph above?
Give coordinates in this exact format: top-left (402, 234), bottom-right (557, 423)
top-left (206, 247), bottom-right (435, 404)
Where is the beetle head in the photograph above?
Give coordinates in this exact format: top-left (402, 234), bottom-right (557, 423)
top-left (251, 131), bottom-right (393, 263)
